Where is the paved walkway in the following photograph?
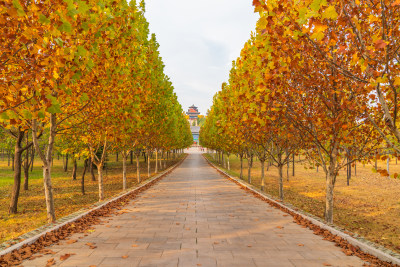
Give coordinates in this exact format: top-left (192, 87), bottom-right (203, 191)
top-left (24, 151), bottom-right (366, 267)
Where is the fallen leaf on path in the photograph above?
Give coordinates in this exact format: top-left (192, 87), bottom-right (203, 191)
top-left (46, 258), bottom-right (55, 266)
top-left (132, 244), bottom-right (138, 247)
top-left (122, 255), bottom-right (129, 259)
top-left (30, 255), bottom-right (43, 260)
top-left (42, 249), bottom-right (56, 255)
top-left (297, 244), bottom-right (304, 246)
top-left (66, 239), bottom-right (77, 244)
top-left (323, 263), bottom-right (332, 266)
top-left (60, 253), bottom-right (75, 261)
top-left (276, 226), bottom-right (284, 229)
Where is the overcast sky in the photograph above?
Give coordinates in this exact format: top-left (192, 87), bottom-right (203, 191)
top-left (145, 0), bottom-right (259, 116)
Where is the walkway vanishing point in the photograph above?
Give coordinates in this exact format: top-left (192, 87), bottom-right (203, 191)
top-left (23, 149), bottom-right (366, 267)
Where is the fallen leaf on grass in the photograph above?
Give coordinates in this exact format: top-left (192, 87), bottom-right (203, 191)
top-left (60, 253), bottom-right (75, 261)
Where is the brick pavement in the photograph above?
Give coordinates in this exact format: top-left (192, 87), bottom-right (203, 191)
top-left (22, 151), bottom-right (366, 267)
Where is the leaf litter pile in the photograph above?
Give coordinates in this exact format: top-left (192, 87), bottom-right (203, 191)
top-left (0, 156), bottom-right (186, 267)
top-left (206, 157), bottom-right (399, 267)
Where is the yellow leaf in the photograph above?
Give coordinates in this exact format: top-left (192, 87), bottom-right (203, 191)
top-left (394, 77), bottom-right (400, 86)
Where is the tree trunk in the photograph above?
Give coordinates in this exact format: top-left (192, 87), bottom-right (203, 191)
top-left (72, 157), bottom-right (77, 180)
top-left (97, 163), bottom-right (104, 200)
top-left (81, 159), bottom-right (87, 195)
top-left (122, 150), bottom-right (127, 190)
top-left (116, 152), bottom-right (118, 162)
top-left (240, 154), bottom-right (243, 180)
top-left (8, 130), bottom-right (24, 214)
top-left (63, 154), bottom-right (68, 172)
top-left (136, 153), bottom-right (141, 183)
top-left (227, 154), bottom-right (230, 170)
top-left (147, 149), bottom-right (150, 178)
top-left (325, 171), bottom-right (335, 224)
top-left (87, 158), bottom-right (93, 181)
top-left (11, 153), bottom-right (14, 171)
top-left (23, 137), bottom-right (32, 191)
top-left (278, 164), bottom-right (284, 201)
top-left (387, 158), bottom-right (390, 178)
top-left (286, 151), bottom-right (289, 181)
top-left (23, 147), bottom-right (30, 191)
top-left (32, 114), bottom-right (57, 223)
top-left (324, 145), bottom-right (338, 224)
top-left (155, 150), bottom-right (158, 173)
top-left (30, 148), bottom-right (34, 172)
top-left (247, 155), bottom-right (253, 184)
top-left (260, 160), bottom-right (265, 192)
top-left (292, 153), bottom-right (295, 176)
top-left (354, 161), bottom-right (356, 176)
top-left (43, 160), bottom-right (56, 222)
top-left (130, 150), bottom-right (133, 165)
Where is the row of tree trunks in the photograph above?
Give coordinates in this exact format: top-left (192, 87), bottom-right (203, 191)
top-left (7, 145), bottom-right (181, 216)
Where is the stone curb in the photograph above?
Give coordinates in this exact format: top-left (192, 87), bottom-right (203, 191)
top-left (0, 154), bottom-right (187, 257)
top-left (203, 155), bottom-right (400, 266)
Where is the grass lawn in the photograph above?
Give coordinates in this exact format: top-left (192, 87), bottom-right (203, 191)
top-left (0, 153), bottom-right (183, 243)
top-left (205, 153), bottom-right (400, 254)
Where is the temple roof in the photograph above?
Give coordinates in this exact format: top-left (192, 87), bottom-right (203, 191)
top-left (188, 108), bottom-right (199, 113)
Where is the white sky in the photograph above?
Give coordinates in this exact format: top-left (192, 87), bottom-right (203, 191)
top-left (145, 0), bottom-right (259, 116)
